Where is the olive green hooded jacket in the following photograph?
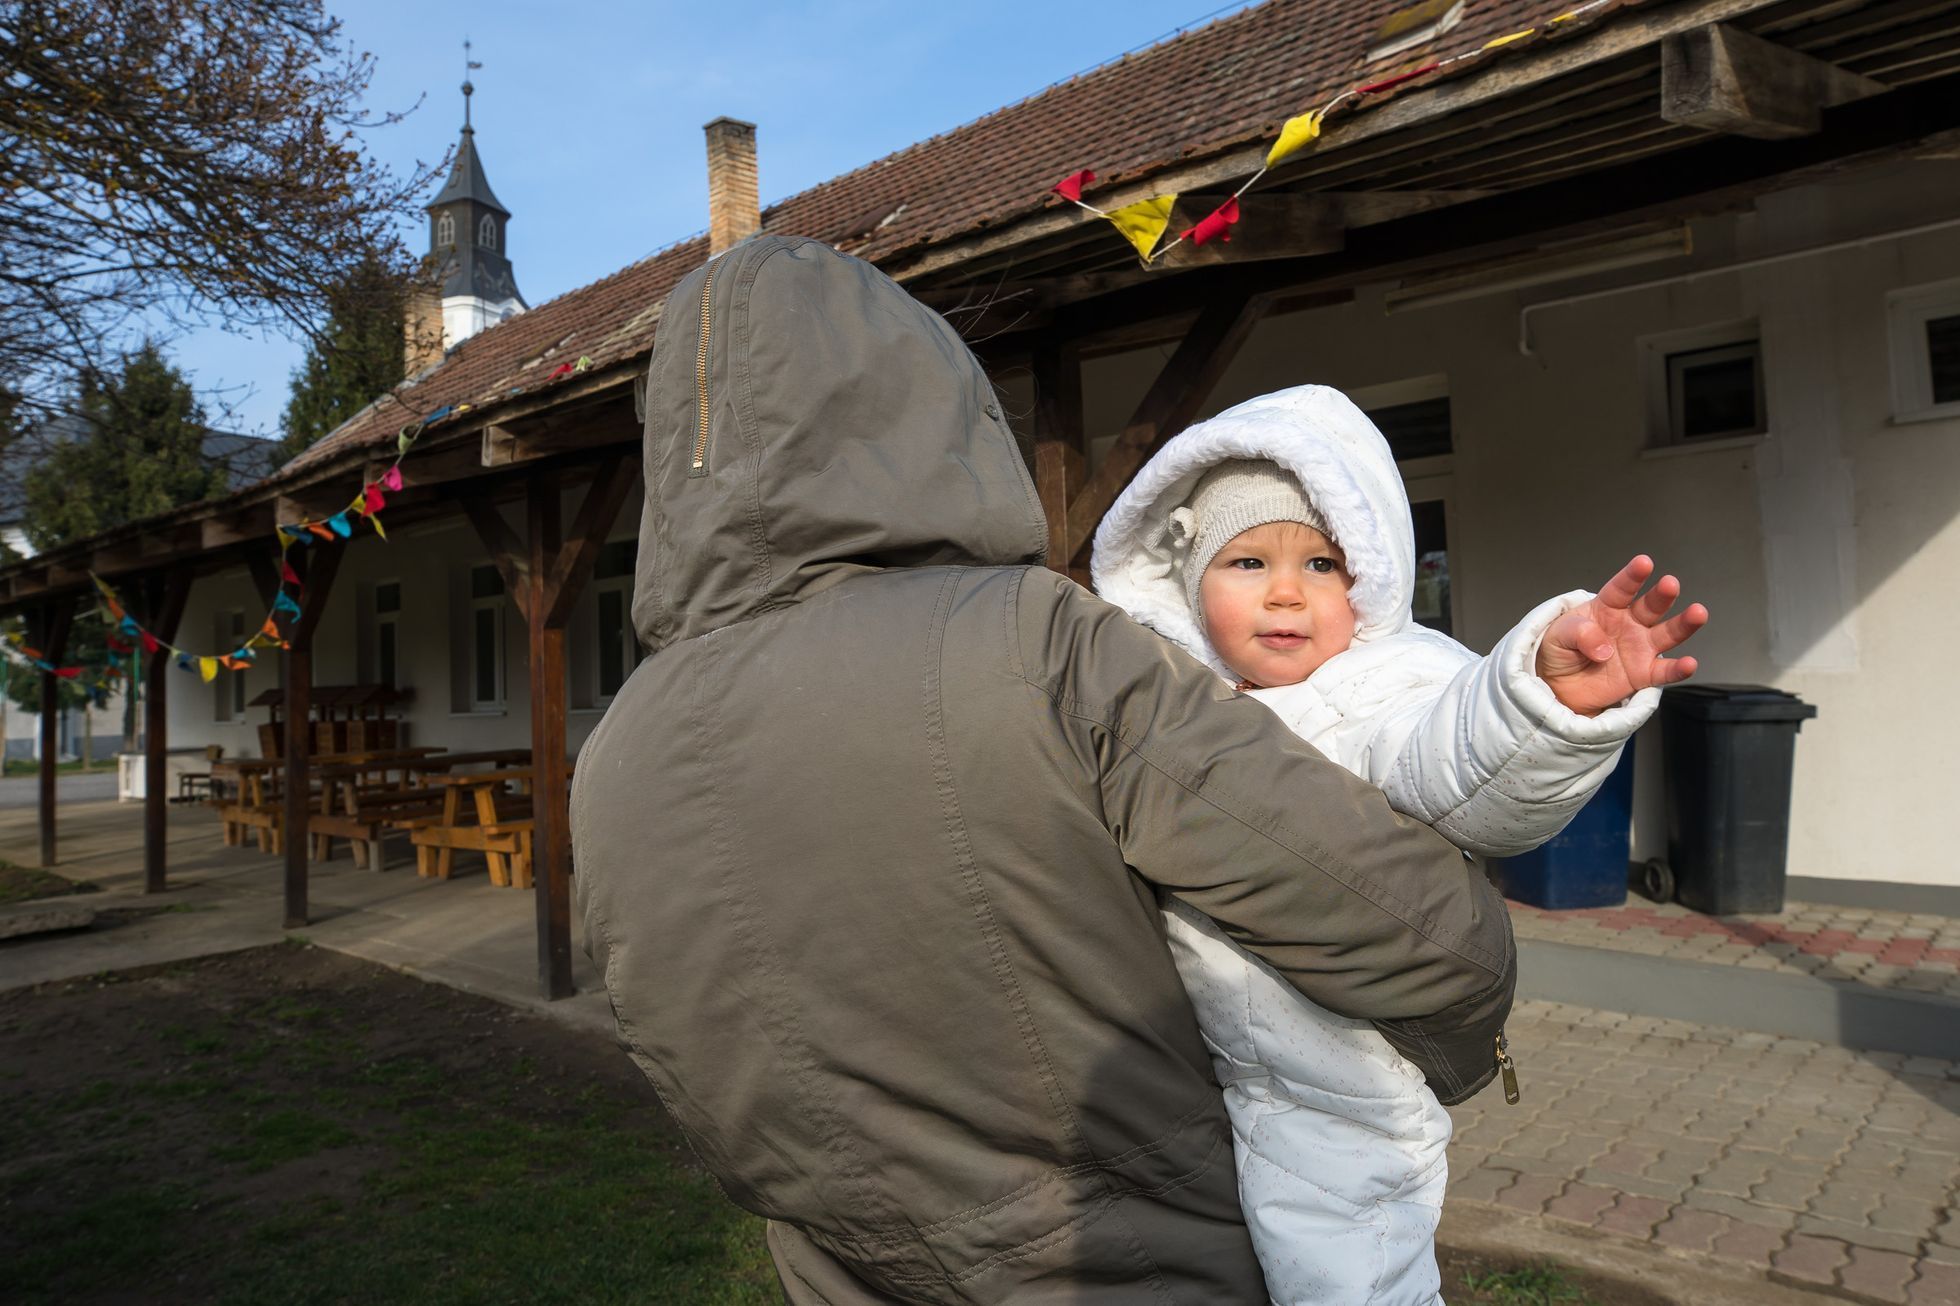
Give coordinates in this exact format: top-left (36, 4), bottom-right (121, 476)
top-left (571, 236), bottom-right (1514, 1304)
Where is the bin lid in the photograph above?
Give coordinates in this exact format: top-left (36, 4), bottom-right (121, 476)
top-left (1661, 683), bottom-right (1818, 723)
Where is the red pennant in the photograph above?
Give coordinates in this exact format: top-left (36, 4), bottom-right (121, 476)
top-left (280, 560), bottom-right (300, 585)
top-left (1357, 61), bottom-right (1440, 95)
top-left (54, 666), bottom-right (81, 680)
top-left (548, 361), bottom-right (574, 379)
top-left (141, 631), bottom-right (160, 654)
top-left (382, 465), bottom-right (403, 492)
top-left (364, 483), bottom-right (385, 514)
top-left (1051, 169), bottom-right (1096, 203)
top-left (105, 636), bottom-right (132, 655)
top-left (1181, 196), bottom-right (1241, 247)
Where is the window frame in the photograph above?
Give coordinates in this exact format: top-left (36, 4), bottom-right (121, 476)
top-left (1640, 320), bottom-right (1768, 450)
top-left (1887, 277), bottom-right (1960, 425)
top-left (468, 565), bottom-right (506, 712)
top-left (436, 211), bottom-right (455, 247)
top-left (588, 537), bottom-right (639, 707)
top-left (479, 214), bottom-right (497, 250)
top-left (373, 579), bottom-right (401, 690)
top-left (1349, 373), bottom-right (1454, 474)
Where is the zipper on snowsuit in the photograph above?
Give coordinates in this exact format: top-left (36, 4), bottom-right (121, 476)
top-left (1496, 1030), bottom-right (1520, 1105)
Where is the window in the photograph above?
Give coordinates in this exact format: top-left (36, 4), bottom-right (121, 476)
top-left (1368, 0), bottom-right (1463, 62)
top-left (1887, 279), bottom-right (1960, 423)
top-left (1641, 323), bottom-right (1766, 448)
top-left (469, 565), bottom-right (505, 710)
top-left (591, 540), bottom-right (641, 703)
top-left (1409, 499), bottom-right (1452, 637)
top-left (436, 211), bottom-right (455, 247)
top-left (374, 581), bottom-right (400, 689)
top-left (1351, 375), bottom-right (1453, 464)
top-left (479, 215), bottom-right (497, 250)
top-left (213, 610), bottom-right (246, 721)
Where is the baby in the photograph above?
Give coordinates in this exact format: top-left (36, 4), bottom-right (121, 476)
top-left (1091, 385), bottom-right (1705, 1306)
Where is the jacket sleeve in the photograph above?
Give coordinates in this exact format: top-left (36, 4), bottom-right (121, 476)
top-left (1018, 571), bottom-right (1516, 1105)
top-left (1345, 593), bottom-right (1659, 858)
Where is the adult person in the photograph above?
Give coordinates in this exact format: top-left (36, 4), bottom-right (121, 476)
top-left (571, 235), bottom-right (1514, 1304)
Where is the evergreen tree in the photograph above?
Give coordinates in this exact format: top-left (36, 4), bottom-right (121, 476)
top-left (279, 256), bottom-right (407, 461)
top-left (22, 343), bottom-right (230, 551)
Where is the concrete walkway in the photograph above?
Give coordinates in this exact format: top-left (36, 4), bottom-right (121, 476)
top-left (2, 798), bottom-right (1956, 1302)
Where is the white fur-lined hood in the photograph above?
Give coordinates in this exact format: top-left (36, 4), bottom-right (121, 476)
top-left (1090, 384), bottom-right (1416, 678)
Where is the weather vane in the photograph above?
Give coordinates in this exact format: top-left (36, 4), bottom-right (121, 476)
top-left (462, 38), bottom-right (483, 130)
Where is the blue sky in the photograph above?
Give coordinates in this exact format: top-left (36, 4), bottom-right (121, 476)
top-left (182, 0), bottom-right (1259, 438)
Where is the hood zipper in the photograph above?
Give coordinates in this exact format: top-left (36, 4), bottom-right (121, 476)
top-left (1496, 1030), bottom-right (1520, 1105)
top-left (690, 261), bottom-right (718, 476)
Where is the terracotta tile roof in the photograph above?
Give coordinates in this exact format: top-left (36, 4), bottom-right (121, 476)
top-left (291, 0), bottom-right (1628, 476)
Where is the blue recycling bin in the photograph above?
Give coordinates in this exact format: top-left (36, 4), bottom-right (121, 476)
top-left (1493, 740), bottom-right (1636, 910)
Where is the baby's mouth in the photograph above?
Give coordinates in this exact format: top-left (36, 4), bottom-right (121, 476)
top-left (1256, 631), bottom-right (1309, 648)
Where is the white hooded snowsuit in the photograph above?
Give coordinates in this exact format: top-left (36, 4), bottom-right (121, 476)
top-left (1091, 385), bottom-right (1657, 1305)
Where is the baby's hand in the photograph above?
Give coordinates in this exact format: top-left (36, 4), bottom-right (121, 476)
top-left (1536, 556), bottom-right (1708, 717)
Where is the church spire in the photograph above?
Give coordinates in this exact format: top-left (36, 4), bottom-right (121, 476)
top-left (423, 41), bottom-right (525, 349)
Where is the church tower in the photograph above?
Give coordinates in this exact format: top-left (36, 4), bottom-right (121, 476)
top-left (425, 58), bottom-right (526, 348)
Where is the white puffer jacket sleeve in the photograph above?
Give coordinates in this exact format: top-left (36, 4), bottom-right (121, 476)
top-left (1254, 591), bottom-right (1658, 858)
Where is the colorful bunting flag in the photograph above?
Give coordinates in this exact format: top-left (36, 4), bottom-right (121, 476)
top-left (1052, 169), bottom-right (1097, 203)
top-left (1104, 196), bottom-right (1178, 263)
top-left (199, 657), bottom-right (218, 682)
top-left (363, 484), bottom-right (385, 514)
top-left (1265, 110), bottom-right (1324, 168)
top-left (1181, 196), bottom-right (1241, 247)
top-left (382, 465), bottom-right (404, 493)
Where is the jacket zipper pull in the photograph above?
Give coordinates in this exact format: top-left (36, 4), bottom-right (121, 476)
top-left (1496, 1031), bottom-right (1520, 1105)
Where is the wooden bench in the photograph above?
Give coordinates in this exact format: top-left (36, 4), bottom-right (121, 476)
top-left (212, 759), bottom-right (285, 853)
top-left (310, 782), bottom-right (447, 870)
top-left (403, 768), bottom-right (548, 888)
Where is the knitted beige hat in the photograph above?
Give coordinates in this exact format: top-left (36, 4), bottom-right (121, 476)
top-left (1168, 459), bottom-right (1329, 623)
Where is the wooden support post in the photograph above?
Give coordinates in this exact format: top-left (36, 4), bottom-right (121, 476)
top-left (1064, 292), bottom-right (1270, 566)
top-left (513, 455), bottom-right (636, 1001)
top-left (33, 598), bottom-right (74, 868)
top-left (1660, 24), bottom-right (1886, 140)
top-left (1031, 341), bottom-right (1085, 578)
top-left (141, 572), bottom-right (192, 893)
top-left (280, 546), bottom-right (341, 929)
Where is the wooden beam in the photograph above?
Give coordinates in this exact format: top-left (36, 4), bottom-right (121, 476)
top-left (141, 571), bottom-right (192, 894)
top-left (1662, 22), bottom-right (1886, 139)
top-left (1151, 195), bottom-right (1345, 270)
top-left (542, 454), bottom-right (638, 629)
top-left (461, 495), bottom-right (532, 622)
top-left (282, 544), bottom-right (341, 929)
top-left (1030, 340), bottom-right (1084, 574)
top-left (525, 471), bottom-right (575, 1000)
top-left (33, 597), bottom-right (75, 867)
top-left (202, 506), bottom-right (272, 550)
top-left (1063, 292), bottom-right (1270, 566)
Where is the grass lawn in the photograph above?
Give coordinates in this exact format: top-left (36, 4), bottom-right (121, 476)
top-left (0, 757), bottom-right (100, 778)
top-left (0, 858), bottom-right (97, 904)
top-left (0, 942), bottom-right (777, 1304)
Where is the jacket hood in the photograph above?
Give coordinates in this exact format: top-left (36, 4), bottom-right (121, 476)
top-left (632, 235), bottom-right (1047, 651)
top-left (1090, 384), bottom-right (1416, 679)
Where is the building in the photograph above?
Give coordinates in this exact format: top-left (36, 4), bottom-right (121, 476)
top-left (4, 0), bottom-right (1958, 998)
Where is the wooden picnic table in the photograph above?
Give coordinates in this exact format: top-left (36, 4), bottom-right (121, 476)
top-left (210, 758), bottom-right (284, 851)
top-left (404, 749), bottom-right (534, 774)
top-left (406, 765), bottom-right (568, 889)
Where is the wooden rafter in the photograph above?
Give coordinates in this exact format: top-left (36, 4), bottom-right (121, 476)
top-left (1663, 22), bottom-right (1887, 138)
top-left (1063, 291), bottom-right (1270, 567)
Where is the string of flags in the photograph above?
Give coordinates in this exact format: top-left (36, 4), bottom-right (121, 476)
top-left (1051, 0), bottom-right (1616, 264)
top-left (84, 398), bottom-right (471, 681)
top-left (1, 629), bottom-right (131, 708)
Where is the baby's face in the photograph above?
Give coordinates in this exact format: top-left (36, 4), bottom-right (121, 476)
top-left (1199, 521), bottom-right (1356, 688)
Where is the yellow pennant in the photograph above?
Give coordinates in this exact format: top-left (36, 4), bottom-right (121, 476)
top-left (1265, 109), bottom-right (1325, 169)
top-left (1483, 28), bottom-right (1535, 49)
top-left (370, 514), bottom-right (387, 540)
top-left (199, 657), bottom-right (218, 682)
top-left (1104, 196), bottom-right (1177, 264)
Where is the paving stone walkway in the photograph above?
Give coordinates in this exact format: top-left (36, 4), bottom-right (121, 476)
top-left (1508, 898), bottom-right (1960, 998)
top-left (1449, 998), bottom-right (1960, 1304)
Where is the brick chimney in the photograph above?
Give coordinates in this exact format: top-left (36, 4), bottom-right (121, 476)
top-left (403, 281), bottom-right (445, 378)
top-left (705, 117), bottom-right (760, 256)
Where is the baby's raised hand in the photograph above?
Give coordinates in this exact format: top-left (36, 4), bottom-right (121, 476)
top-left (1535, 556), bottom-right (1708, 717)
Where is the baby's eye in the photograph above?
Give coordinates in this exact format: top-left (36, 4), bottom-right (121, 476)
top-left (1228, 557), bottom-right (1264, 571)
top-left (1306, 557), bottom-right (1336, 574)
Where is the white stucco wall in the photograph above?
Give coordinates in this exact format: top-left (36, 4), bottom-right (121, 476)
top-left (166, 482), bottom-right (642, 769)
top-left (1078, 157), bottom-right (1960, 888)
